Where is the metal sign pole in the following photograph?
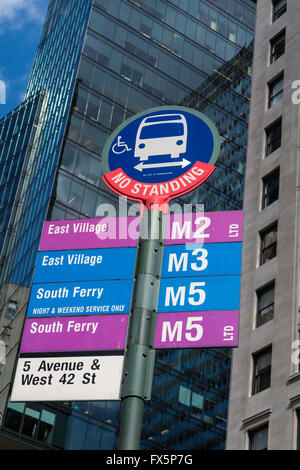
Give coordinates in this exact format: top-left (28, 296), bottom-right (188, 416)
top-left (118, 207), bottom-right (166, 450)
top-left (101, 106), bottom-right (221, 450)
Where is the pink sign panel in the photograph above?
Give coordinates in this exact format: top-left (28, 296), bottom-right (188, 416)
top-left (164, 210), bottom-right (243, 245)
top-left (20, 314), bottom-right (129, 353)
top-left (154, 311), bottom-right (239, 349)
top-left (39, 217), bottom-right (139, 251)
top-left (39, 211), bottom-right (243, 251)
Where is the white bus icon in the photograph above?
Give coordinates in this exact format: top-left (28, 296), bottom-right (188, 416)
top-left (134, 113), bottom-right (187, 161)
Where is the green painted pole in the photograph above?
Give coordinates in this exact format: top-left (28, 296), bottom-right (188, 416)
top-left (118, 207), bottom-right (166, 450)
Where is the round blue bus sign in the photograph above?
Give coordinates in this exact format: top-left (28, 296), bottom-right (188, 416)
top-left (102, 106), bottom-right (220, 210)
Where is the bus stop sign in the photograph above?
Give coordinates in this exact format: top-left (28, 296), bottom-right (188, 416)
top-left (102, 106), bottom-right (220, 211)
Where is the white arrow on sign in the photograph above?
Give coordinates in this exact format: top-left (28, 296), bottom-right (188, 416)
top-left (134, 158), bottom-right (191, 172)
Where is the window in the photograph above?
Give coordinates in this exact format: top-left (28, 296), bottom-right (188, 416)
top-left (295, 332), bottom-right (300, 373)
top-left (260, 223), bottom-right (277, 265)
top-left (252, 347), bottom-right (272, 395)
top-left (266, 119), bottom-right (282, 156)
top-left (0, 340), bottom-right (5, 364)
top-left (249, 425), bottom-right (269, 450)
top-left (86, 94), bottom-right (100, 121)
top-left (270, 30), bottom-right (285, 63)
top-left (22, 407), bottom-right (41, 438)
top-left (5, 301), bottom-right (18, 320)
top-left (4, 402), bottom-right (57, 446)
top-left (297, 409), bottom-right (300, 449)
top-left (83, 35), bottom-right (100, 61)
top-left (178, 385), bottom-right (192, 406)
top-left (268, 74), bottom-right (284, 107)
top-left (256, 282), bottom-right (275, 327)
top-left (262, 169), bottom-right (280, 208)
top-left (273, 0), bottom-right (287, 22)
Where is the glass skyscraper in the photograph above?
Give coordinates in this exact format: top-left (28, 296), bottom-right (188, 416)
top-left (0, 0), bottom-right (256, 450)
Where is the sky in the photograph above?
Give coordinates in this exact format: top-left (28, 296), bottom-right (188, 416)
top-left (0, 0), bottom-right (49, 119)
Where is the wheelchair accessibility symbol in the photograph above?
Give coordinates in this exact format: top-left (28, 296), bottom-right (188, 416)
top-left (112, 136), bottom-right (132, 154)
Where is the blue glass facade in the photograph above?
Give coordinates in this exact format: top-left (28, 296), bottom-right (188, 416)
top-left (2, 0), bottom-right (93, 288)
top-left (0, 0), bottom-right (256, 450)
top-left (181, 42), bottom-right (252, 211)
top-left (0, 92), bottom-right (44, 257)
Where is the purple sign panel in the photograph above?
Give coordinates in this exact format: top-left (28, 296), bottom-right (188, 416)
top-left (39, 217), bottom-right (139, 251)
top-left (39, 211), bottom-right (243, 252)
top-left (164, 210), bottom-right (243, 245)
top-left (20, 314), bottom-right (129, 353)
top-left (154, 311), bottom-right (239, 349)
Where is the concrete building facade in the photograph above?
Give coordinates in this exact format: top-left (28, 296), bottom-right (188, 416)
top-left (226, 0), bottom-right (300, 450)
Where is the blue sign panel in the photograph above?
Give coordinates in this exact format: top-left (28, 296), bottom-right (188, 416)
top-left (33, 247), bottom-right (136, 283)
top-left (102, 106), bottom-right (220, 184)
top-left (162, 243), bottom-right (242, 277)
top-left (158, 276), bottom-right (241, 312)
top-left (27, 280), bottom-right (133, 317)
